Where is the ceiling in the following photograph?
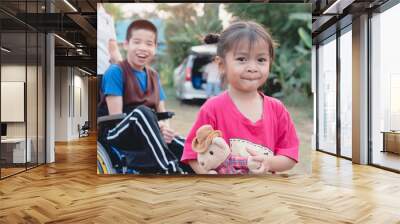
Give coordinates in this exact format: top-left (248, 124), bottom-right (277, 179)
top-left (311, 0), bottom-right (390, 43)
top-left (0, 0), bottom-right (96, 73)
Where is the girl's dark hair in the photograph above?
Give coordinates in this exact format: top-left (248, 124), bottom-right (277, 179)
top-left (204, 33), bottom-right (220, 45)
top-left (212, 21), bottom-right (276, 66)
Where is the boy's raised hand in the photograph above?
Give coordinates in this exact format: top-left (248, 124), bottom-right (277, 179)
top-left (108, 39), bottom-right (122, 63)
top-left (158, 121), bottom-right (177, 144)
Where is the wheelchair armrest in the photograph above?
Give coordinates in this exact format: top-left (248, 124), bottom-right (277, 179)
top-left (97, 111), bottom-right (174, 125)
top-left (156, 112), bottom-right (175, 121)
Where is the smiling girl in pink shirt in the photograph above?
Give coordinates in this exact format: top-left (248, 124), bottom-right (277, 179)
top-left (181, 21), bottom-right (300, 174)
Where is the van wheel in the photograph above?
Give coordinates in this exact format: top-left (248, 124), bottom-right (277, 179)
top-left (180, 99), bottom-right (190, 104)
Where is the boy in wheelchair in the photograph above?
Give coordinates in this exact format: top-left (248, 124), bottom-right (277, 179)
top-left (97, 19), bottom-right (193, 174)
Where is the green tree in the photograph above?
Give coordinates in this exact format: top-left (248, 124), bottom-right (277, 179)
top-left (156, 3), bottom-right (223, 87)
top-left (103, 3), bottom-right (124, 22)
top-left (159, 3), bottom-right (222, 67)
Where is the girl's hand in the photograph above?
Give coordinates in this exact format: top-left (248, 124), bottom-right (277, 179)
top-left (247, 148), bottom-right (297, 173)
top-left (208, 170), bottom-right (218, 175)
top-left (247, 156), bottom-right (264, 174)
top-left (247, 148), bottom-right (270, 174)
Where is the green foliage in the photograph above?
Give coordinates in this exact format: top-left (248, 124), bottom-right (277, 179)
top-left (225, 4), bottom-right (312, 105)
top-left (298, 27), bottom-right (312, 49)
top-left (103, 3), bottom-right (124, 21)
top-left (157, 57), bottom-right (175, 88)
top-left (159, 3), bottom-right (223, 68)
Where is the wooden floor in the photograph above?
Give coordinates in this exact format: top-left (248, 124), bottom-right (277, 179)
top-left (1, 135), bottom-right (400, 223)
top-left (372, 151), bottom-right (400, 171)
top-left (1, 167), bottom-right (26, 178)
top-left (1, 163), bottom-right (45, 178)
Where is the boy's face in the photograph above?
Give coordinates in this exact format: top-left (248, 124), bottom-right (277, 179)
top-left (219, 39), bottom-right (270, 92)
top-left (124, 28), bottom-right (156, 70)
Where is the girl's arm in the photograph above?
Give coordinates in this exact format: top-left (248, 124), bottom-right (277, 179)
top-left (264, 155), bottom-right (296, 173)
top-left (269, 102), bottom-right (299, 173)
top-left (247, 148), bottom-right (296, 173)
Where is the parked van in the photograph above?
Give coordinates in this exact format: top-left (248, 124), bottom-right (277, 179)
top-left (173, 44), bottom-right (217, 100)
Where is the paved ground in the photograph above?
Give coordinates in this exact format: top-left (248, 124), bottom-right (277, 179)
top-left (164, 90), bottom-right (204, 137)
top-left (164, 87), bottom-right (313, 174)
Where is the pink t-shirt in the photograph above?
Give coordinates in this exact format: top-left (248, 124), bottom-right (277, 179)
top-left (181, 91), bottom-right (299, 164)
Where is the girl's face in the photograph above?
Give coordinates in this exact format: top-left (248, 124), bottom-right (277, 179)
top-left (219, 39), bottom-right (270, 92)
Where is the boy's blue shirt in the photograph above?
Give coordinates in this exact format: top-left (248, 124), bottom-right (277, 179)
top-left (102, 63), bottom-right (166, 101)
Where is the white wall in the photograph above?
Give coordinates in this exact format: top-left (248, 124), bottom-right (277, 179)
top-left (1, 64), bottom-right (46, 164)
top-left (1, 65), bottom-right (26, 147)
top-left (1, 66), bottom-right (26, 138)
top-left (54, 67), bottom-right (89, 141)
top-left (55, 66), bottom-right (69, 141)
top-left (70, 71), bottom-right (89, 139)
top-left (1, 65), bottom-right (38, 137)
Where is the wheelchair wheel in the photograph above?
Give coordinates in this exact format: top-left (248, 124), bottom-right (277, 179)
top-left (97, 142), bottom-right (117, 174)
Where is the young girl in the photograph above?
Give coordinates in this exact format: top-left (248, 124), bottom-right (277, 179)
top-left (181, 21), bottom-right (299, 174)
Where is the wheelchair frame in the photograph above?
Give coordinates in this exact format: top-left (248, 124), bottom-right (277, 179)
top-left (97, 111), bottom-right (175, 174)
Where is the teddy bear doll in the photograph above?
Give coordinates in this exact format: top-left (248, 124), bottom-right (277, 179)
top-left (192, 124), bottom-right (262, 174)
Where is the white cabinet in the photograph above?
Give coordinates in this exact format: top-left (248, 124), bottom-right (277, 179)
top-left (1, 138), bottom-right (31, 163)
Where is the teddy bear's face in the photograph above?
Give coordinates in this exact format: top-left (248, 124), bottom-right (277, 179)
top-left (197, 137), bottom-right (230, 171)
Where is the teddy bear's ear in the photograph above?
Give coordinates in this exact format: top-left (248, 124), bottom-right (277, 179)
top-left (192, 136), bottom-right (207, 153)
top-left (196, 125), bottom-right (213, 136)
top-left (192, 125), bottom-right (214, 153)
top-left (211, 137), bottom-right (228, 150)
top-left (192, 137), bottom-right (201, 153)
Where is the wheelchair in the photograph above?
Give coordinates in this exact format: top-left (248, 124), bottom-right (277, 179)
top-left (97, 111), bottom-right (175, 174)
top-left (78, 121), bottom-right (90, 138)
